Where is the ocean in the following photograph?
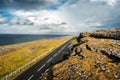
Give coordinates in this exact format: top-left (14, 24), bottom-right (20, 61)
top-left (0, 34), bottom-right (67, 46)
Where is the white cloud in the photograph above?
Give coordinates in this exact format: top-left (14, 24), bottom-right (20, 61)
top-left (0, 0), bottom-right (60, 9)
top-left (5, 10), bottom-right (72, 34)
top-left (0, 16), bottom-right (7, 24)
top-left (10, 17), bottom-right (18, 25)
top-left (90, 0), bottom-right (117, 6)
top-left (0, 0), bottom-right (120, 34)
top-left (10, 17), bottom-right (33, 25)
top-left (107, 0), bottom-right (117, 6)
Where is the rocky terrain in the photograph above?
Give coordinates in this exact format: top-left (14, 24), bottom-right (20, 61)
top-left (40, 28), bottom-right (120, 80)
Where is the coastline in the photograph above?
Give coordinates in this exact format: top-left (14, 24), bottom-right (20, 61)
top-left (0, 36), bottom-right (74, 79)
top-left (0, 34), bottom-right (68, 46)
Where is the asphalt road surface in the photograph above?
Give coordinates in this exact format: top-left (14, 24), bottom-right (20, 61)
top-left (15, 38), bottom-right (75, 80)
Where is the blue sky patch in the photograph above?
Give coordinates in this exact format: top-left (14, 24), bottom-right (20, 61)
top-left (47, 0), bottom-right (68, 10)
top-left (0, 8), bottom-right (15, 20)
top-left (47, 5), bottom-right (60, 10)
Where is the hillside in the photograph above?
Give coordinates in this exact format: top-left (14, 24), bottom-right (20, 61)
top-left (40, 28), bottom-right (120, 80)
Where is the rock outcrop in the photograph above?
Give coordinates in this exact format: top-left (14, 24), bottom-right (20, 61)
top-left (40, 28), bottom-right (120, 80)
top-left (77, 28), bottom-right (120, 42)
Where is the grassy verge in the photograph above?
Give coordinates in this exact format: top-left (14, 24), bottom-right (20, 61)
top-left (0, 36), bottom-right (74, 80)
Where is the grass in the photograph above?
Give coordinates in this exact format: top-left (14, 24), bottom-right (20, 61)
top-left (0, 36), bottom-right (74, 79)
top-left (49, 36), bottom-right (120, 80)
top-left (72, 39), bottom-right (79, 46)
top-left (40, 29), bottom-right (120, 80)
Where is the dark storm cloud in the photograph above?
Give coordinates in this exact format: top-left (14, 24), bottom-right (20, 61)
top-left (43, 18), bottom-right (49, 21)
top-left (10, 17), bottom-right (34, 25)
top-left (93, 16), bottom-right (120, 29)
top-left (0, 0), bottom-right (59, 9)
top-left (61, 22), bottom-right (67, 25)
top-left (38, 22), bottom-right (67, 30)
top-left (0, 0), bottom-right (120, 34)
top-left (67, 0), bottom-right (107, 5)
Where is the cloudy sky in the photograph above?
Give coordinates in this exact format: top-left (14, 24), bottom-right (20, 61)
top-left (0, 0), bottom-right (120, 34)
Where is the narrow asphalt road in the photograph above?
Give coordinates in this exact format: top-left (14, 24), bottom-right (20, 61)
top-left (15, 38), bottom-right (75, 80)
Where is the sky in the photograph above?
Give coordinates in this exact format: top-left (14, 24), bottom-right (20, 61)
top-left (0, 0), bottom-right (120, 34)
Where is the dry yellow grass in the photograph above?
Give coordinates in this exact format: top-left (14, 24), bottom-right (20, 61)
top-left (72, 39), bottom-right (79, 46)
top-left (39, 29), bottom-right (120, 80)
top-left (45, 37), bottom-right (120, 80)
top-left (0, 36), bottom-right (74, 79)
